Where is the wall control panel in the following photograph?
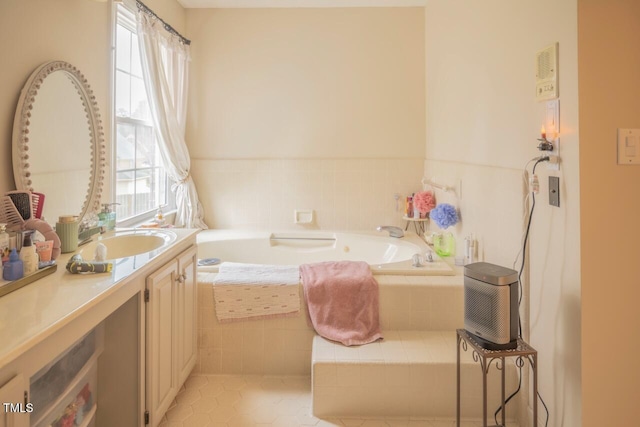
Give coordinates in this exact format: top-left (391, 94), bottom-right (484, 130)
top-left (617, 129), bottom-right (640, 165)
top-left (536, 43), bottom-right (559, 101)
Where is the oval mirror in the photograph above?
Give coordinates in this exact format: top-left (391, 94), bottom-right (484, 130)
top-left (12, 61), bottom-right (105, 226)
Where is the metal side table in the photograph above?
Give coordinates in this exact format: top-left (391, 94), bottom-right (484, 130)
top-left (456, 329), bottom-right (538, 427)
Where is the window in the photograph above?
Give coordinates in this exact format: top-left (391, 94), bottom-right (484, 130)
top-left (114, 4), bottom-right (173, 224)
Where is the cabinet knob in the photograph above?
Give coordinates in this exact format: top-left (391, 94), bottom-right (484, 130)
top-left (176, 273), bottom-right (187, 284)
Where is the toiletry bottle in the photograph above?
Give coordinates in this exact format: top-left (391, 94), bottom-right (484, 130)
top-left (411, 193), bottom-right (416, 217)
top-left (3, 248), bottom-right (24, 281)
top-left (20, 232), bottom-right (38, 275)
top-left (98, 203), bottom-right (118, 231)
top-left (155, 207), bottom-right (165, 226)
top-left (0, 224), bottom-right (10, 265)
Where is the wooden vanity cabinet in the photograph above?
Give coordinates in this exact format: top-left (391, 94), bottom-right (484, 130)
top-left (0, 374), bottom-right (28, 427)
top-left (175, 248), bottom-right (198, 387)
top-left (145, 245), bottom-right (198, 427)
top-left (0, 231), bottom-right (198, 427)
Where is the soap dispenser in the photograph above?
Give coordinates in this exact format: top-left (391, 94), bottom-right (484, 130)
top-left (20, 232), bottom-right (38, 276)
top-left (98, 203), bottom-right (118, 231)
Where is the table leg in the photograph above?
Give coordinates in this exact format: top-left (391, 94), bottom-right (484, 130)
top-left (482, 359), bottom-right (487, 427)
top-left (501, 357), bottom-right (506, 427)
top-left (456, 334), bottom-right (461, 427)
top-left (533, 354), bottom-right (538, 427)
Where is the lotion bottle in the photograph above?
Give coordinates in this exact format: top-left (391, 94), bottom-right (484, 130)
top-left (3, 248), bottom-right (23, 281)
top-left (155, 207), bottom-right (165, 226)
top-left (19, 232), bottom-right (38, 276)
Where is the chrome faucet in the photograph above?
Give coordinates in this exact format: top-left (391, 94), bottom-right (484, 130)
top-left (376, 226), bottom-right (404, 238)
top-left (78, 220), bottom-right (107, 243)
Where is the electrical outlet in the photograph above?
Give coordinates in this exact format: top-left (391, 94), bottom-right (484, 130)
top-left (549, 176), bottom-right (560, 207)
top-left (546, 145), bottom-right (560, 171)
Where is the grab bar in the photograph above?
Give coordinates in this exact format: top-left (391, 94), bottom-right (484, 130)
top-left (269, 236), bottom-right (336, 242)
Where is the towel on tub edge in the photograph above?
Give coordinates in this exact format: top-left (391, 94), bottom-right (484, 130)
top-left (300, 260), bottom-right (383, 346)
top-left (212, 262), bottom-right (301, 322)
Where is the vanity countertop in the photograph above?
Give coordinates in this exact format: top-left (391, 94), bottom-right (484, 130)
top-left (0, 227), bottom-right (199, 369)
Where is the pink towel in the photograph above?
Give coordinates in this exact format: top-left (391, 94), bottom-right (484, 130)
top-left (300, 261), bottom-right (383, 346)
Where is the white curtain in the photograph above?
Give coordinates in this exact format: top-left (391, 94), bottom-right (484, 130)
top-left (136, 10), bottom-right (207, 229)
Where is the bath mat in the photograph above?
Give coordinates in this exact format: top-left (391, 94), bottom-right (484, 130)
top-left (212, 262), bottom-right (300, 322)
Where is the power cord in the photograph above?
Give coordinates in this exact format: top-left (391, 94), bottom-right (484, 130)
top-left (517, 157), bottom-right (547, 336)
top-left (494, 155), bottom-right (550, 427)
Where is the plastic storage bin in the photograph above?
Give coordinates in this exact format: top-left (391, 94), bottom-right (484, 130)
top-left (33, 356), bottom-right (97, 427)
top-left (29, 326), bottom-right (103, 427)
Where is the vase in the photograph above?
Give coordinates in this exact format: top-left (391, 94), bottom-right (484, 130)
top-left (433, 231), bottom-right (455, 257)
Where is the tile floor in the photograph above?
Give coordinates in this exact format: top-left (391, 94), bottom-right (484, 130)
top-left (159, 374), bottom-right (520, 427)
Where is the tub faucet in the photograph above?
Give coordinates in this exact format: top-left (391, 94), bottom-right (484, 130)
top-left (376, 226), bottom-right (404, 238)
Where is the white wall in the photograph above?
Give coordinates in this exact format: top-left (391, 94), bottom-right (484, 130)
top-left (186, 7), bottom-right (425, 160)
top-left (186, 8), bottom-right (426, 230)
top-left (424, 1), bottom-right (581, 426)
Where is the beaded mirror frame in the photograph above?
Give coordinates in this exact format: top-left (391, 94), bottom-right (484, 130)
top-left (12, 60), bottom-right (106, 223)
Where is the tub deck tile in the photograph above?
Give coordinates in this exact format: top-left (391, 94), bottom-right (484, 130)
top-left (311, 332), bottom-right (519, 419)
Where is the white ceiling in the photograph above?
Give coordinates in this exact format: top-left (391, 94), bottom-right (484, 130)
top-left (178, 0), bottom-right (426, 8)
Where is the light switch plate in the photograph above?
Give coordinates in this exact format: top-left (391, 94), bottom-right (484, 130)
top-left (617, 128), bottom-right (640, 165)
top-left (546, 100), bottom-right (560, 170)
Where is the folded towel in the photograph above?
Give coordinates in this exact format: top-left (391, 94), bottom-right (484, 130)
top-left (300, 261), bottom-right (383, 346)
top-left (213, 262), bottom-right (300, 322)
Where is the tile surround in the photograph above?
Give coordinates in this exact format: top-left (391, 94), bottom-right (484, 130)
top-left (196, 274), bottom-right (465, 376)
top-left (187, 158), bottom-right (534, 425)
top-left (191, 158), bottom-right (424, 231)
top-left (311, 333), bottom-right (519, 420)
top-left (421, 159), bottom-right (524, 268)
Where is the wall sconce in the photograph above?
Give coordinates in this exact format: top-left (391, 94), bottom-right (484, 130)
top-left (538, 125), bottom-right (557, 151)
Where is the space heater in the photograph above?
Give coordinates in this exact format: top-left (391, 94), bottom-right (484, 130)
top-left (464, 262), bottom-right (519, 350)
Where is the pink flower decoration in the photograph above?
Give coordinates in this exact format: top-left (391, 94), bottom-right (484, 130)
top-left (414, 191), bottom-right (436, 214)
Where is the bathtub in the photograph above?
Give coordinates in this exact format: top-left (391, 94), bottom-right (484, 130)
top-left (196, 229), bottom-right (454, 275)
top-left (195, 229), bottom-right (462, 375)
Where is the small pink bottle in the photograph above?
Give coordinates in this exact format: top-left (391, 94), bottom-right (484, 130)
top-left (406, 196), bottom-right (413, 217)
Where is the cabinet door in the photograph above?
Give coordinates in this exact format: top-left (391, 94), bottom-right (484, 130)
top-left (0, 374), bottom-right (28, 427)
top-left (176, 246), bottom-right (198, 386)
top-left (146, 261), bottom-right (177, 427)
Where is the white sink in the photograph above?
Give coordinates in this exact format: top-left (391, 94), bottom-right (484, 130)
top-left (77, 230), bottom-right (176, 260)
